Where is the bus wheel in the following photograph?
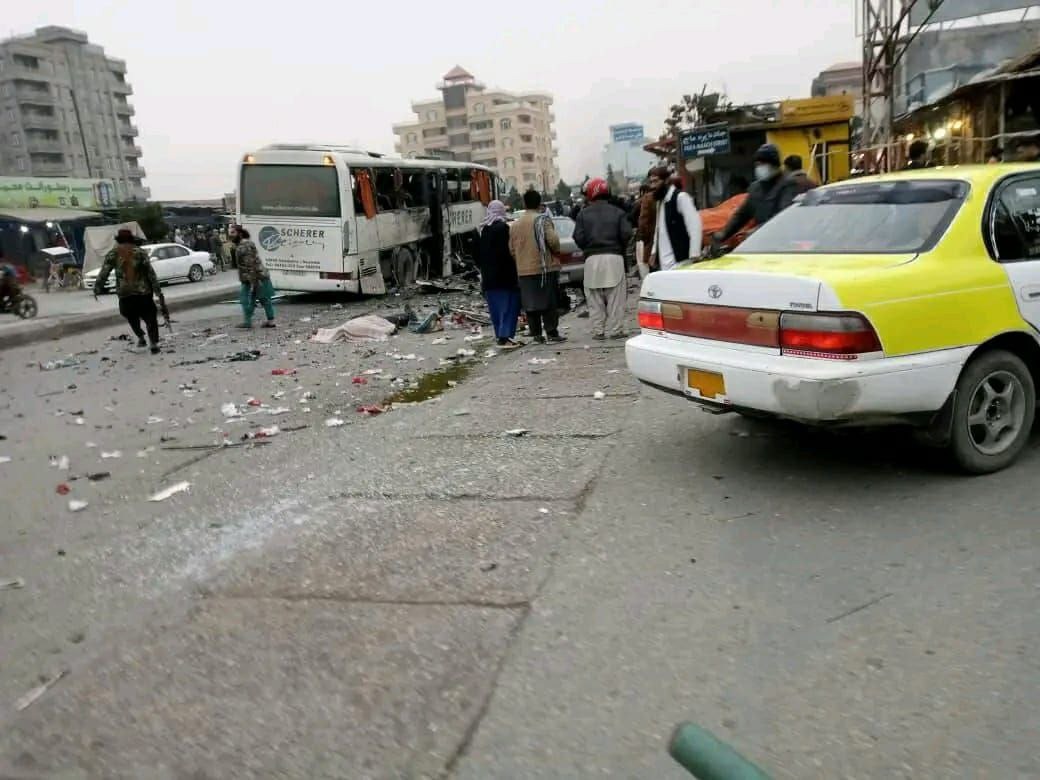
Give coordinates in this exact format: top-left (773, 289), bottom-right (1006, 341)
top-left (393, 247), bottom-right (417, 289)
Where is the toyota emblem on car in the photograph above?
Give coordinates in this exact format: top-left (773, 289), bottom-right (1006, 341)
top-left (708, 285), bottom-right (723, 299)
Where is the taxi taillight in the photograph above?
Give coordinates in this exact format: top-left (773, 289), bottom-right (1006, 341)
top-left (779, 312), bottom-right (882, 359)
top-left (637, 299), bottom-right (664, 330)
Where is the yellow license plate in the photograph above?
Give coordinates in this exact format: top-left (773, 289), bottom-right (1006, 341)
top-left (687, 369), bottom-right (726, 400)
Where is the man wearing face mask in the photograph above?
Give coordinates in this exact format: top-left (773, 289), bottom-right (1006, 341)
top-left (649, 167), bottom-right (701, 272)
top-left (713, 144), bottom-right (797, 247)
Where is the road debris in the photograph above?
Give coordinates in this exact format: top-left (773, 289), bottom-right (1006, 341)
top-left (148, 481), bottom-right (191, 502)
top-left (0, 456), bottom-right (10, 465)
top-left (86, 472), bottom-right (111, 482)
top-left (539, 507), bottom-right (551, 515)
top-left (362, 368), bottom-right (383, 376)
top-left (352, 377), bottom-right (368, 385)
top-left (266, 407), bottom-right (291, 416)
top-left (529, 357), bottom-right (557, 365)
top-left (14, 669), bottom-right (69, 712)
top-left (100, 451), bottom-right (122, 459)
top-left (324, 417), bottom-right (346, 428)
top-left (0, 578), bottom-right (25, 591)
top-left (56, 483), bottom-right (71, 495)
top-left (452, 409), bottom-right (471, 416)
top-left (271, 368), bottom-right (297, 376)
top-left (227, 350), bottom-right (261, 362)
top-left (68, 499), bottom-right (88, 512)
top-left (49, 455), bottom-right (70, 471)
top-left (247, 398), bottom-right (262, 407)
top-left (593, 391), bottom-right (606, 400)
top-left (356, 404), bottom-right (386, 416)
top-left (504, 428), bottom-right (529, 437)
top-left (456, 348), bottom-right (477, 358)
top-left (221, 402), bottom-right (242, 418)
top-left (825, 593), bottom-right (893, 624)
top-left (39, 358), bottom-right (83, 371)
top-left (242, 426), bottom-right (280, 440)
top-left (146, 416), bottom-right (164, 425)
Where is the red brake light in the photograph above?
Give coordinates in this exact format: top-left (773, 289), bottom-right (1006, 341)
top-left (779, 312), bottom-right (881, 359)
top-left (638, 299), bottom-right (664, 330)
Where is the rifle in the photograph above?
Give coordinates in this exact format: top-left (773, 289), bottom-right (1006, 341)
top-left (157, 292), bottom-right (172, 334)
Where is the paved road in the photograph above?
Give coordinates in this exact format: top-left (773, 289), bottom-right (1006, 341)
top-left (0, 285), bottom-right (1036, 778)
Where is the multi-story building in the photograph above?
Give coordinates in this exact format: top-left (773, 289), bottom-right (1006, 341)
top-left (393, 66), bottom-right (558, 194)
top-left (0, 26), bottom-right (148, 202)
top-left (811, 61), bottom-right (864, 117)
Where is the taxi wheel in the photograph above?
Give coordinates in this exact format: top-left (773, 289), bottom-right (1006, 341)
top-left (948, 349), bottom-right (1035, 474)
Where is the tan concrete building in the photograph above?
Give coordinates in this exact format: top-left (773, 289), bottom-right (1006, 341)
top-left (812, 61), bottom-right (864, 117)
top-left (0, 26), bottom-right (148, 202)
top-left (393, 66), bottom-right (559, 194)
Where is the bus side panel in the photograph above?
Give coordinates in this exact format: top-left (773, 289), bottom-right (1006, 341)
top-left (447, 202), bottom-right (485, 235)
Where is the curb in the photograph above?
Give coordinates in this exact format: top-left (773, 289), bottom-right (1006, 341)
top-left (0, 285), bottom-right (238, 351)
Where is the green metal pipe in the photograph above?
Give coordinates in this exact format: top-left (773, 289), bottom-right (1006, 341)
top-left (668, 723), bottom-right (771, 780)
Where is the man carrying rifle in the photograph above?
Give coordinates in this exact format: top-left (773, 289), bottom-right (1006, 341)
top-left (94, 228), bottom-right (167, 354)
top-left (230, 225), bottom-right (275, 329)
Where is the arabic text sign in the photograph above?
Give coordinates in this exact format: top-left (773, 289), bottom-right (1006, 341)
top-left (0, 177), bottom-right (116, 209)
top-left (679, 124), bottom-right (731, 159)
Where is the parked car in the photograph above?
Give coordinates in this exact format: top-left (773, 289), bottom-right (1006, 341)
top-left (627, 164), bottom-right (1040, 474)
top-left (552, 216), bottom-right (585, 287)
top-left (84, 243), bottom-right (216, 292)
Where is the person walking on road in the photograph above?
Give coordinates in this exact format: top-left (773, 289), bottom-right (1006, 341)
top-left (784, 155), bottom-right (818, 194)
top-left (94, 228), bottom-right (164, 354)
top-left (230, 225), bottom-right (276, 329)
top-left (476, 199), bottom-right (523, 349)
top-left (905, 139), bottom-right (931, 170)
top-left (713, 144), bottom-right (796, 247)
top-left (510, 189), bottom-right (565, 344)
top-left (573, 177), bottom-right (633, 340)
top-left (650, 167), bottom-right (701, 271)
top-left (208, 229), bottom-right (225, 271)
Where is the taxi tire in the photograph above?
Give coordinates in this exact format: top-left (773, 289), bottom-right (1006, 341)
top-left (948, 349), bottom-right (1035, 474)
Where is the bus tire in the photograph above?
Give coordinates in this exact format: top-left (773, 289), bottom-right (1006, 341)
top-left (393, 246), bottom-right (417, 289)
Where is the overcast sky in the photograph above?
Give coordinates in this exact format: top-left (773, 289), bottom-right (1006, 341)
top-left (9, 1), bottom-right (860, 200)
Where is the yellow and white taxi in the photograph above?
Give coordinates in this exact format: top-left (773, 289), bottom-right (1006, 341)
top-left (627, 165), bottom-right (1040, 473)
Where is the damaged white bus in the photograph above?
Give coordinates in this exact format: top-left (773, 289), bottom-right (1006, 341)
top-left (236, 144), bottom-right (497, 294)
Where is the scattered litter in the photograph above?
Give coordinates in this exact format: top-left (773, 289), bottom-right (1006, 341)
top-left (480, 562), bottom-right (498, 572)
top-left (431, 337), bottom-right (449, 345)
top-left (85, 442), bottom-right (97, 449)
top-left (272, 391), bottom-right (286, 400)
top-left (593, 391), bottom-right (606, 400)
top-left (73, 417), bottom-right (85, 426)
top-left (0, 456), bottom-right (10, 465)
top-left (607, 369), bottom-right (621, 374)
top-left (451, 307), bottom-right (491, 326)
top-left (221, 402), bottom-right (241, 418)
top-left (452, 409), bottom-right (471, 416)
top-left (247, 398), bottom-right (262, 407)
top-left (266, 407), bottom-right (291, 416)
top-left (136, 447), bottom-right (155, 458)
top-left (447, 380), bottom-right (458, 387)
top-left (0, 578), bottom-right (25, 591)
top-left (271, 368), bottom-right (297, 376)
top-left (101, 450), bottom-right (122, 459)
top-left (456, 348), bottom-right (477, 358)
top-left (148, 481), bottom-right (191, 502)
top-left (351, 377), bottom-right (367, 385)
top-left (86, 472), bottom-right (111, 482)
top-left (504, 428), bottom-right (529, 437)
top-left (356, 404), bottom-right (386, 416)
top-left (67, 500), bottom-right (88, 512)
top-left (418, 279), bottom-right (467, 294)
top-left (203, 333), bottom-right (229, 344)
top-left (324, 417), bottom-right (346, 428)
top-left (49, 455), bottom-right (70, 471)
top-left (463, 333), bottom-right (485, 343)
top-left (56, 483), bottom-right (70, 495)
top-left (15, 669), bottom-right (68, 712)
top-left (539, 507), bottom-right (551, 515)
top-left (390, 352), bottom-right (419, 361)
top-left (300, 317), bottom-right (312, 323)
top-left (241, 426), bottom-right (280, 440)
top-left (300, 391), bottom-right (317, 400)
top-left (146, 416), bottom-right (164, 425)
top-left (311, 315), bottom-right (397, 344)
top-left (39, 358), bottom-right (82, 371)
top-left (529, 357), bottom-right (557, 365)
top-left (484, 349), bottom-right (498, 358)
top-left (227, 350), bottom-right (261, 362)
top-left (362, 368), bottom-right (383, 376)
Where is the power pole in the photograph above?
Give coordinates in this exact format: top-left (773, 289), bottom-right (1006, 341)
top-left (860, 0), bottom-right (946, 171)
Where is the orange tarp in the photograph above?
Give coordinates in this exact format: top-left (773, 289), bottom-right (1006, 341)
top-left (699, 193), bottom-right (753, 249)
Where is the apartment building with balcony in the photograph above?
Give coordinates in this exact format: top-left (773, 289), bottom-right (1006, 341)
top-left (393, 66), bottom-right (559, 194)
top-left (0, 26), bottom-right (148, 202)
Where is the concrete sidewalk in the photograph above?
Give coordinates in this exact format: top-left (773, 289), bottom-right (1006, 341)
top-left (0, 274), bottom-right (240, 349)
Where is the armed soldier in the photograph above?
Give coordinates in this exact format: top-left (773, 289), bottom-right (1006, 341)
top-left (94, 229), bottom-right (168, 354)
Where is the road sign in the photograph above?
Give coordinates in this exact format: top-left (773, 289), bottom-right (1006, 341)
top-left (679, 124), bottom-right (731, 159)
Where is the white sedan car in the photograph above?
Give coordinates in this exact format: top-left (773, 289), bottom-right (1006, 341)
top-left (84, 243), bottom-right (215, 293)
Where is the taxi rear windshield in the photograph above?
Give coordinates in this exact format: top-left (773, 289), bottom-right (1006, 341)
top-left (738, 179), bottom-right (968, 254)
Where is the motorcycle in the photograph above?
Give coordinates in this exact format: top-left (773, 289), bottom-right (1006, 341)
top-left (0, 291), bottom-right (38, 319)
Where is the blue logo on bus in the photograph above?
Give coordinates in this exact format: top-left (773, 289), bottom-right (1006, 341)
top-left (258, 226), bottom-right (282, 251)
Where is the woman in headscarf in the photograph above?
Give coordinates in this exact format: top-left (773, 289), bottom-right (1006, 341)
top-left (476, 200), bottom-right (523, 349)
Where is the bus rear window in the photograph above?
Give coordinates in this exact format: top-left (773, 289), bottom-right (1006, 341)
top-left (240, 165), bottom-right (341, 218)
top-left (737, 179), bottom-right (968, 255)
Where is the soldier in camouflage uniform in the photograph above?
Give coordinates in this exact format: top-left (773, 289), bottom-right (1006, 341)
top-left (94, 229), bottom-right (163, 353)
top-left (230, 225), bottom-right (275, 329)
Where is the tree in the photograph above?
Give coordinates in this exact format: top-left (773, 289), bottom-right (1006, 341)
top-left (554, 179), bottom-right (571, 202)
top-left (605, 164), bottom-right (616, 194)
top-left (116, 202), bottom-right (168, 241)
top-left (660, 88), bottom-right (732, 141)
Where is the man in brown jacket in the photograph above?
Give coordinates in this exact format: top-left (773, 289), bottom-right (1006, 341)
top-left (509, 189), bottom-right (565, 343)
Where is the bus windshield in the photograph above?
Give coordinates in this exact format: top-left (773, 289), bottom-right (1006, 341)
top-left (240, 165), bottom-right (341, 218)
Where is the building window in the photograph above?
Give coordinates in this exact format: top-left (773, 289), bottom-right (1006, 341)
top-left (17, 157), bottom-right (26, 171)
top-left (422, 127), bottom-right (446, 138)
top-left (11, 132), bottom-right (20, 146)
top-left (473, 102), bottom-right (485, 114)
top-left (503, 157), bottom-right (516, 170)
top-left (518, 114), bottom-right (532, 124)
top-left (447, 115), bottom-right (467, 129)
top-left (501, 137), bottom-right (514, 148)
top-left (521, 153), bottom-right (535, 163)
top-left (520, 134), bottom-right (533, 143)
top-left (426, 110), bottom-right (438, 121)
top-left (406, 132), bottom-right (418, 144)
top-left (469, 120), bottom-right (493, 131)
top-left (500, 118), bottom-right (511, 130)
